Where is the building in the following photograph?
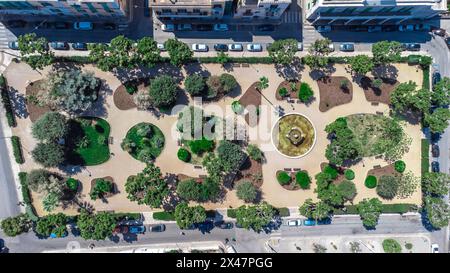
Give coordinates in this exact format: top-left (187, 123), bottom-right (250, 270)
top-left (234, 0), bottom-right (291, 19)
top-left (150, 0), bottom-right (233, 20)
top-left (304, 0), bottom-right (447, 25)
top-left (0, 0), bottom-right (126, 18)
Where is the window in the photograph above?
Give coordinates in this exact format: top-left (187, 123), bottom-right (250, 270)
top-left (177, 8), bottom-right (187, 13)
top-left (213, 4), bottom-right (222, 9)
top-left (193, 8), bottom-right (200, 13)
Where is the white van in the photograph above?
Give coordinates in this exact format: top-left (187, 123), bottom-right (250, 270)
top-left (74, 22), bottom-right (93, 30)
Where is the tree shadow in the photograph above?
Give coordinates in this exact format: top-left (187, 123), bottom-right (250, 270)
top-left (309, 65), bottom-right (336, 81)
top-left (51, 62), bottom-right (82, 73)
top-left (162, 173), bottom-right (181, 211)
top-left (275, 57), bottom-right (304, 81)
top-left (372, 65), bottom-right (398, 80)
top-left (8, 86), bottom-right (29, 119)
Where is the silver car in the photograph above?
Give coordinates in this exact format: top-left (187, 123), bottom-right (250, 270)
top-left (192, 43), bottom-right (208, 52)
top-left (228, 43), bottom-right (243, 51)
top-left (247, 43), bottom-right (263, 52)
top-left (157, 43), bottom-right (165, 51)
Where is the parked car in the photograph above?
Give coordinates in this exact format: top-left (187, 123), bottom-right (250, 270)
top-left (7, 41), bottom-right (19, 50)
top-left (50, 42), bottom-right (69, 50)
top-left (398, 25), bottom-right (414, 32)
top-left (432, 71), bottom-right (441, 86)
top-left (431, 243), bottom-right (439, 253)
top-left (215, 221), bottom-right (234, 229)
top-left (287, 219), bottom-right (302, 226)
top-left (316, 25), bottom-right (331, 33)
top-left (403, 43), bottom-right (420, 51)
top-left (113, 226), bottom-right (128, 234)
top-left (196, 24), bottom-right (213, 31)
top-left (297, 42), bottom-right (303, 51)
top-left (431, 161), bottom-right (440, 173)
top-left (432, 28), bottom-right (446, 37)
top-left (54, 22), bottom-right (70, 29)
top-left (214, 43), bottom-right (228, 52)
top-left (50, 231), bottom-right (68, 238)
top-left (103, 23), bottom-right (116, 30)
top-left (432, 145), bottom-right (440, 157)
top-left (328, 43), bottom-right (335, 52)
top-left (72, 42), bottom-right (88, 51)
top-left (177, 24), bottom-right (192, 31)
top-left (256, 24), bottom-right (275, 32)
top-left (228, 43), bottom-right (243, 51)
top-left (213, 24), bottom-right (228, 31)
top-left (198, 221), bottom-right (214, 232)
top-left (149, 224), bottom-right (166, 232)
top-left (431, 132), bottom-right (441, 143)
top-left (6, 20), bottom-right (26, 28)
top-left (128, 226), bottom-right (146, 234)
top-left (368, 26), bottom-right (382, 33)
top-left (303, 219), bottom-right (317, 226)
top-left (317, 218), bottom-right (332, 225)
top-left (247, 43), bottom-right (263, 52)
top-left (157, 43), bottom-right (165, 51)
top-left (161, 24), bottom-right (175, 32)
top-left (74, 22), bottom-right (93, 30)
top-left (192, 43), bottom-right (208, 52)
top-left (339, 43), bottom-right (354, 52)
top-left (414, 24), bottom-right (431, 31)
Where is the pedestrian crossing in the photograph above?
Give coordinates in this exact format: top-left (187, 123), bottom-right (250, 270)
top-left (302, 23), bottom-right (320, 48)
top-left (281, 11), bottom-right (301, 24)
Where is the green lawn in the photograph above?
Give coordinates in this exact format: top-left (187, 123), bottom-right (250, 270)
top-left (123, 122), bottom-right (165, 162)
top-left (67, 117), bottom-right (111, 166)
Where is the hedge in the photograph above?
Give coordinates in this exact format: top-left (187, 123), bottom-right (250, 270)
top-left (227, 209), bottom-right (237, 219)
top-left (421, 139), bottom-right (430, 175)
top-left (19, 172), bottom-right (31, 205)
top-left (275, 207), bottom-right (290, 217)
top-left (153, 211), bottom-right (175, 221)
top-left (0, 75), bottom-right (16, 127)
top-left (422, 65), bottom-right (430, 90)
top-left (113, 213), bottom-right (142, 221)
top-left (334, 203), bottom-right (417, 215)
top-left (11, 136), bottom-right (24, 164)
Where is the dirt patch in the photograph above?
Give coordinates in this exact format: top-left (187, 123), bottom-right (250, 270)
top-left (360, 77), bottom-right (399, 105)
top-left (276, 170), bottom-right (300, 191)
top-left (25, 80), bottom-right (51, 122)
top-left (235, 158), bottom-right (263, 188)
top-left (113, 85), bottom-right (137, 110)
top-left (90, 176), bottom-right (116, 198)
top-left (177, 174), bottom-right (203, 183)
top-left (317, 76), bottom-right (353, 112)
top-left (367, 163), bottom-right (397, 179)
top-left (238, 82), bottom-right (262, 126)
top-left (275, 81), bottom-right (301, 100)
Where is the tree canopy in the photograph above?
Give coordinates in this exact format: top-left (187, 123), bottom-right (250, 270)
top-left (356, 198), bottom-right (383, 228)
top-left (35, 213), bottom-right (68, 237)
top-left (176, 178), bottom-right (220, 202)
top-left (0, 214), bottom-right (31, 237)
top-left (174, 202), bottom-right (207, 229)
top-left (424, 196), bottom-right (450, 229)
top-left (31, 142), bottom-right (65, 167)
top-left (390, 81), bottom-right (431, 114)
top-left (372, 41), bottom-right (403, 65)
top-left (164, 39), bottom-right (193, 67)
top-left (424, 108), bottom-right (450, 134)
top-left (236, 181), bottom-right (258, 203)
top-left (349, 55), bottom-right (374, 75)
top-left (235, 202), bottom-right (275, 232)
top-left (422, 172), bottom-right (450, 196)
top-left (267, 39), bottom-right (298, 65)
top-left (76, 210), bottom-right (117, 240)
top-left (32, 112), bottom-right (68, 142)
top-left (148, 75), bottom-right (178, 108)
top-left (17, 33), bottom-right (54, 70)
top-left (184, 74), bottom-right (206, 96)
top-left (432, 77), bottom-right (450, 107)
top-left (299, 198), bottom-right (332, 221)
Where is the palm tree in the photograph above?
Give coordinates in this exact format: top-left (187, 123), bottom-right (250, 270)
top-left (257, 76), bottom-right (269, 91)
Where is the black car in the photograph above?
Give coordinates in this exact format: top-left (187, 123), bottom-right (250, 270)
top-left (196, 24), bottom-right (213, 31)
top-left (72, 42), bottom-right (88, 51)
top-left (149, 224), bottom-right (166, 232)
top-left (214, 44), bottom-right (228, 52)
top-left (198, 221), bottom-right (214, 232)
top-left (431, 161), bottom-right (440, 173)
top-left (432, 72), bottom-right (441, 86)
top-left (432, 145), bottom-right (440, 157)
top-left (215, 221), bottom-right (234, 229)
top-left (403, 43), bottom-right (420, 51)
top-left (433, 28), bottom-right (446, 37)
top-left (54, 22), bottom-right (70, 29)
top-left (431, 133), bottom-right (441, 143)
top-left (256, 24), bottom-right (275, 32)
top-left (6, 20), bottom-right (26, 28)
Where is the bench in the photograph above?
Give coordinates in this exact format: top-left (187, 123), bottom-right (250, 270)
top-left (371, 102), bottom-right (379, 106)
top-left (293, 168), bottom-right (302, 171)
top-left (283, 168), bottom-right (292, 172)
top-left (376, 111), bottom-right (384, 116)
top-left (109, 137), bottom-right (114, 145)
top-left (232, 63), bottom-right (241, 68)
top-left (241, 63), bottom-right (250, 68)
top-left (373, 165), bottom-right (381, 169)
top-left (194, 165), bottom-right (203, 169)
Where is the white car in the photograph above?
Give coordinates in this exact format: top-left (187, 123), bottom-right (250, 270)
top-left (161, 24), bottom-right (175, 32)
top-left (213, 24), bottom-right (228, 31)
top-left (399, 25), bottom-right (414, 32)
top-left (228, 43), bottom-right (243, 51)
top-left (287, 220), bottom-right (302, 226)
top-left (73, 22), bottom-right (93, 30)
top-left (157, 43), bottom-right (165, 51)
top-left (316, 25), bottom-right (331, 33)
top-left (328, 43), bottom-right (335, 52)
top-left (431, 244), bottom-right (439, 253)
top-left (177, 24), bottom-right (192, 31)
top-left (297, 42), bottom-right (303, 51)
top-left (247, 43), bottom-right (263, 52)
top-left (192, 44), bottom-right (208, 52)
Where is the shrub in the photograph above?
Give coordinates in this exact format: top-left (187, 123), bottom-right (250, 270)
top-left (323, 165), bottom-right (338, 180)
top-left (298, 82), bottom-right (314, 103)
top-left (125, 82), bottom-right (138, 94)
top-left (231, 100), bottom-right (243, 114)
top-left (236, 181), bottom-right (258, 203)
top-left (405, 243), bottom-right (413, 250)
top-left (247, 144), bottom-right (264, 162)
top-left (382, 239), bottom-right (402, 253)
top-left (337, 180), bottom-right (357, 201)
top-left (0, 75), bottom-right (16, 127)
top-left (219, 73), bottom-right (238, 93)
top-left (277, 171), bottom-right (291, 185)
top-left (295, 171), bottom-right (311, 189)
top-left (376, 175), bottom-right (398, 200)
top-left (227, 209), bottom-right (237, 218)
top-left (90, 178), bottom-right (113, 200)
top-left (11, 136), bottom-right (24, 164)
top-left (278, 87), bottom-right (288, 97)
top-left (188, 138), bottom-right (214, 155)
top-left (365, 175), bottom-right (377, 188)
top-left (344, 169), bottom-right (355, 180)
top-left (394, 160), bottom-right (406, 173)
top-left (184, 74), bottom-right (205, 96)
top-left (31, 112), bottom-right (68, 142)
top-left (19, 172), bottom-right (31, 205)
top-left (177, 148), bottom-right (191, 162)
top-left (148, 75), bottom-right (178, 108)
top-left (153, 211), bottom-right (175, 221)
top-left (31, 142), bottom-right (65, 167)
top-left (276, 207), bottom-right (290, 217)
top-left (66, 178), bottom-right (79, 191)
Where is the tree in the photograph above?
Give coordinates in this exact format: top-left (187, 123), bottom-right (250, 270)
top-left (372, 41), bottom-right (403, 65)
top-left (133, 89), bottom-right (153, 110)
top-left (174, 202), bottom-right (206, 229)
top-left (42, 192), bottom-right (59, 212)
top-left (246, 144), bottom-right (264, 162)
top-left (324, 117), bottom-right (361, 166)
top-left (309, 38), bottom-right (333, 55)
top-left (396, 171), bottom-right (419, 199)
top-left (302, 55), bottom-right (329, 70)
top-left (219, 74), bottom-right (238, 93)
top-left (32, 112), bottom-right (68, 142)
top-left (217, 140), bottom-right (246, 174)
top-left (177, 179), bottom-right (206, 202)
top-left (390, 81), bottom-right (431, 114)
top-left (125, 163), bottom-right (169, 208)
top-left (376, 175), bottom-right (398, 200)
top-left (35, 213), bottom-right (68, 237)
top-left (17, 33), bottom-right (54, 70)
top-left (149, 75), bottom-right (178, 108)
top-left (356, 198), bottom-right (383, 228)
top-left (90, 178), bottom-right (113, 200)
top-left (0, 214), bottom-right (31, 237)
top-left (348, 55), bottom-right (374, 75)
top-left (101, 35), bottom-right (136, 69)
top-left (216, 52), bottom-right (229, 65)
top-left (236, 181), bottom-right (258, 203)
top-left (295, 171), bottom-right (311, 189)
top-left (424, 108), bottom-right (450, 134)
top-left (136, 37), bottom-right (161, 67)
top-left (432, 77), bottom-right (450, 107)
top-left (235, 202), bottom-right (275, 232)
top-left (382, 239), bottom-right (402, 253)
top-left (39, 69), bottom-right (100, 115)
top-left (76, 210), bottom-right (117, 240)
top-left (422, 172), bottom-right (450, 196)
top-left (184, 74), bottom-right (205, 96)
top-left (31, 142), bottom-right (65, 167)
top-left (267, 39), bottom-right (298, 65)
top-left (299, 198), bottom-right (332, 220)
top-left (337, 180), bottom-right (357, 201)
top-left (164, 39), bottom-right (193, 67)
top-left (257, 76), bottom-right (269, 91)
top-left (424, 196), bottom-right (450, 229)
top-left (298, 82), bottom-right (314, 103)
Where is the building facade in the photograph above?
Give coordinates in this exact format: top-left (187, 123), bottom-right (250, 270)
top-left (0, 0), bottom-right (126, 18)
top-left (150, 0), bottom-right (232, 19)
top-left (304, 0), bottom-right (447, 25)
top-left (234, 0), bottom-right (291, 19)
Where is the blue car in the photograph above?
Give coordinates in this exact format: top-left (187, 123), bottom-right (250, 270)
top-left (317, 218), bottom-right (332, 225)
top-left (128, 226), bottom-right (146, 234)
top-left (303, 219), bottom-right (317, 226)
top-left (50, 231), bottom-right (68, 238)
